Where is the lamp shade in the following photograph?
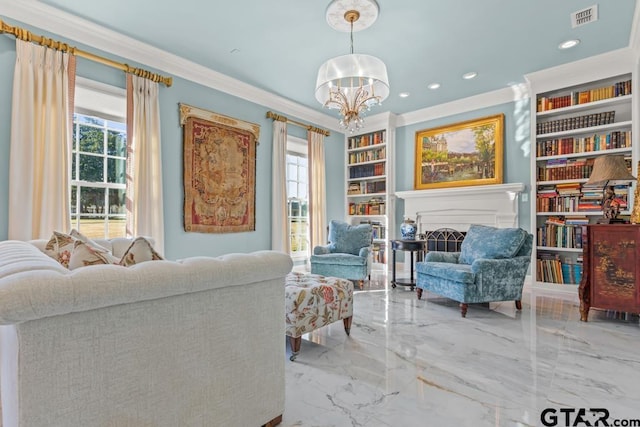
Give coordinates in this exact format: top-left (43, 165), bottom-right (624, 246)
top-left (315, 53), bottom-right (390, 107)
top-left (586, 155), bottom-right (635, 186)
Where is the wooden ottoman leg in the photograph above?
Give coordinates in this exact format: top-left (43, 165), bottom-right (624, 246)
top-left (460, 303), bottom-right (468, 317)
top-left (343, 316), bottom-right (353, 336)
top-left (262, 414), bottom-right (283, 427)
top-left (515, 300), bottom-right (522, 310)
top-left (289, 336), bottom-right (301, 361)
top-left (416, 288), bottom-right (423, 300)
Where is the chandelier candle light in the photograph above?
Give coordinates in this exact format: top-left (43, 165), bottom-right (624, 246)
top-left (315, 0), bottom-right (389, 133)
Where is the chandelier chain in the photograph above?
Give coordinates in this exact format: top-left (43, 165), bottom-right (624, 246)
top-left (350, 20), bottom-right (354, 54)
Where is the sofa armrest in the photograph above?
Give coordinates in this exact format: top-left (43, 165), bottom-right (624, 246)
top-left (471, 256), bottom-right (531, 295)
top-left (424, 251), bottom-right (460, 264)
top-left (358, 247), bottom-right (371, 258)
top-left (313, 245), bottom-right (331, 255)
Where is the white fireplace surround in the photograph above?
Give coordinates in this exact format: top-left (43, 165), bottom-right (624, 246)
top-left (395, 183), bottom-right (525, 235)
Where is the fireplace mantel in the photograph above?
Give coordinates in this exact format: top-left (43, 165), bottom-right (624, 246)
top-left (395, 183), bottom-right (525, 232)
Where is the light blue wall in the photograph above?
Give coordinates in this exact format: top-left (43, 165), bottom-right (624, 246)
top-left (0, 35), bottom-right (14, 242)
top-left (0, 20), bottom-right (345, 259)
top-left (0, 20), bottom-right (531, 258)
top-left (394, 100), bottom-right (532, 235)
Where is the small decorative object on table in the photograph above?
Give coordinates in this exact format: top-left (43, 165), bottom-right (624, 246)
top-left (586, 154), bottom-right (635, 224)
top-left (400, 218), bottom-right (417, 240)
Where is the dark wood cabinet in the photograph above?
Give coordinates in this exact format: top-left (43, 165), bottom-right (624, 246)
top-left (579, 224), bottom-right (640, 321)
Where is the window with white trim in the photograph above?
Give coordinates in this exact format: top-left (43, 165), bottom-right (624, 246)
top-left (70, 78), bottom-right (127, 239)
top-left (286, 136), bottom-right (309, 262)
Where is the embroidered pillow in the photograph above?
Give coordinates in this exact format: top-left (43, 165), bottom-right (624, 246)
top-left (69, 228), bottom-right (109, 252)
top-left (68, 240), bottom-right (120, 270)
top-left (119, 237), bottom-right (164, 266)
top-left (459, 224), bottom-right (527, 265)
top-left (43, 231), bottom-right (77, 268)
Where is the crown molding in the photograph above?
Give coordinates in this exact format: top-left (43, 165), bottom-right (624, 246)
top-left (0, 0), bottom-right (344, 133)
top-left (2, 0), bottom-right (639, 135)
top-left (524, 48), bottom-right (633, 93)
top-left (629, 0), bottom-right (640, 58)
top-left (397, 84), bottom-right (530, 128)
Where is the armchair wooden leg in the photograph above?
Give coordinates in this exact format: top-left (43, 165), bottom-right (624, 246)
top-left (416, 288), bottom-right (423, 300)
top-left (343, 316), bottom-right (352, 336)
top-left (460, 303), bottom-right (468, 317)
top-left (515, 300), bottom-right (522, 310)
top-left (358, 280), bottom-right (364, 290)
top-left (289, 336), bottom-right (301, 361)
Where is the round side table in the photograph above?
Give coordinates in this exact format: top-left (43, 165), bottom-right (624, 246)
top-left (390, 239), bottom-right (426, 291)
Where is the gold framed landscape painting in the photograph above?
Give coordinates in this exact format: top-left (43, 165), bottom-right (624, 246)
top-left (414, 114), bottom-right (504, 190)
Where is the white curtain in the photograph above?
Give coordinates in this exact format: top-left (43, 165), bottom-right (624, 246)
top-left (308, 130), bottom-right (327, 250)
top-left (125, 74), bottom-right (165, 254)
top-left (271, 120), bottom-right (290, 253)
top-left (8, 39), bottom-right (74, 240)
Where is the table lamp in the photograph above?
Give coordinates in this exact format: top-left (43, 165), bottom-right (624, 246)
top-left (586, 155), bottom-right (636, 224)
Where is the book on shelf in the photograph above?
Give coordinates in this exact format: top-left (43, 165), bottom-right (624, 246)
top-left (564, 215), bottom-right (589, 225)
top-left (372, 241), bottom-right (387, 264)
top-left (536, 252), bottom-right (562, 284)
top-left (348, 198), bottom-right (386, 216)
top-left (537, 253), bottom-right (583, 285)
top-left (348, 163), bottom-right (385, 179)
top-left (347, 130), bottom-right (386, 150)
top-left (536, 131), bottom-right (631, 156)
top-left (360, 220), bottom-right (386, 240)
top-left (536, 111), bottom-right (615, 135)
top-left (560, 262), bottom-right (583, 285)
top-left (536, 78), bottom-right (631, 112)
top-left (536, 221), bottom-right (584, 248)
top-left (537, 158), bottom-right (594, 181)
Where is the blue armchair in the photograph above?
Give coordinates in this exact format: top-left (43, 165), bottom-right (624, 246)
top-left (310, 220), bottom-right (372, 289)
top-left (416, 224), bottom-right (533, 317)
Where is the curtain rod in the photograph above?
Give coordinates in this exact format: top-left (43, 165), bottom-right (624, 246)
top-left (266, 111), bottom-right (330, 137)
top-left (0, 18), bottom-right (172, 87)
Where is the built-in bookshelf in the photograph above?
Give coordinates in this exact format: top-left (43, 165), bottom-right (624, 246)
top-left (530, 73), bottom-right (634, 291)
top-left (345, 115), bottom-right (395, 270)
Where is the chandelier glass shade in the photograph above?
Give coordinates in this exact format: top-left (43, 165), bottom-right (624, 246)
top-left (315, 0), bottom-right (388, 133)
top-left (315, 53), bottom-right (389, 133)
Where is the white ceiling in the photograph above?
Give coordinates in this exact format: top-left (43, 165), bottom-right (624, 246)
top-left (2, 0), bottom-right (638, 126)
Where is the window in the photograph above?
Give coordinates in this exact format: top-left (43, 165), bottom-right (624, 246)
top-left (70, 78), bottom-right (127, 239)
top-left (286, 136), bottom-right (309, 262)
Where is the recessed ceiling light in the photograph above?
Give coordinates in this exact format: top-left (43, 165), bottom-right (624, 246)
top-left (399, 92), bottom-right (410, 98)
top-left (462, 72), bottom-right (477, 80)
top-left (558, 39), bottom-right (580, 50)
top-left (427, 83), bottom-right (440, 90)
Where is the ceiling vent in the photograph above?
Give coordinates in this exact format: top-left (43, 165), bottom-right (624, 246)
top-left (571, 4), bottom-right (598, 28)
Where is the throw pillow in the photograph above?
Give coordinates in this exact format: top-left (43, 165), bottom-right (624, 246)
top-left (328, 220), bottom-right (372, 255)
top-left (68, 240), bottom-right (120, 270)
top-left (119, 237), bottom-right (163, 266)
top-left (43, 231), bottom-right (77, 268)
top-left (459, 224), bottom-right (527, 265)
top-left (69, 228), bottom-right (109, 252)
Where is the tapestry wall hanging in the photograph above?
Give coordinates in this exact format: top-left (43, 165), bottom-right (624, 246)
top-left (179, 103), bottom-right (260, 233)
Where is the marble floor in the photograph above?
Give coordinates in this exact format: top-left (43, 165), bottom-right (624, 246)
top-left (282, 273), bottom-right (640, 427)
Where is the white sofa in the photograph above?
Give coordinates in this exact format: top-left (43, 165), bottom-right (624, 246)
top-left (0, 239), bottom-right (292, 427)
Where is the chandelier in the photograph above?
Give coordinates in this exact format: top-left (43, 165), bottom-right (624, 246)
top-left (315, 0), bottom-right (389, 133)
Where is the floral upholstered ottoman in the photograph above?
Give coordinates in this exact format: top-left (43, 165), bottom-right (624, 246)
top-left (285, 272), bottom-right (354, 361)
